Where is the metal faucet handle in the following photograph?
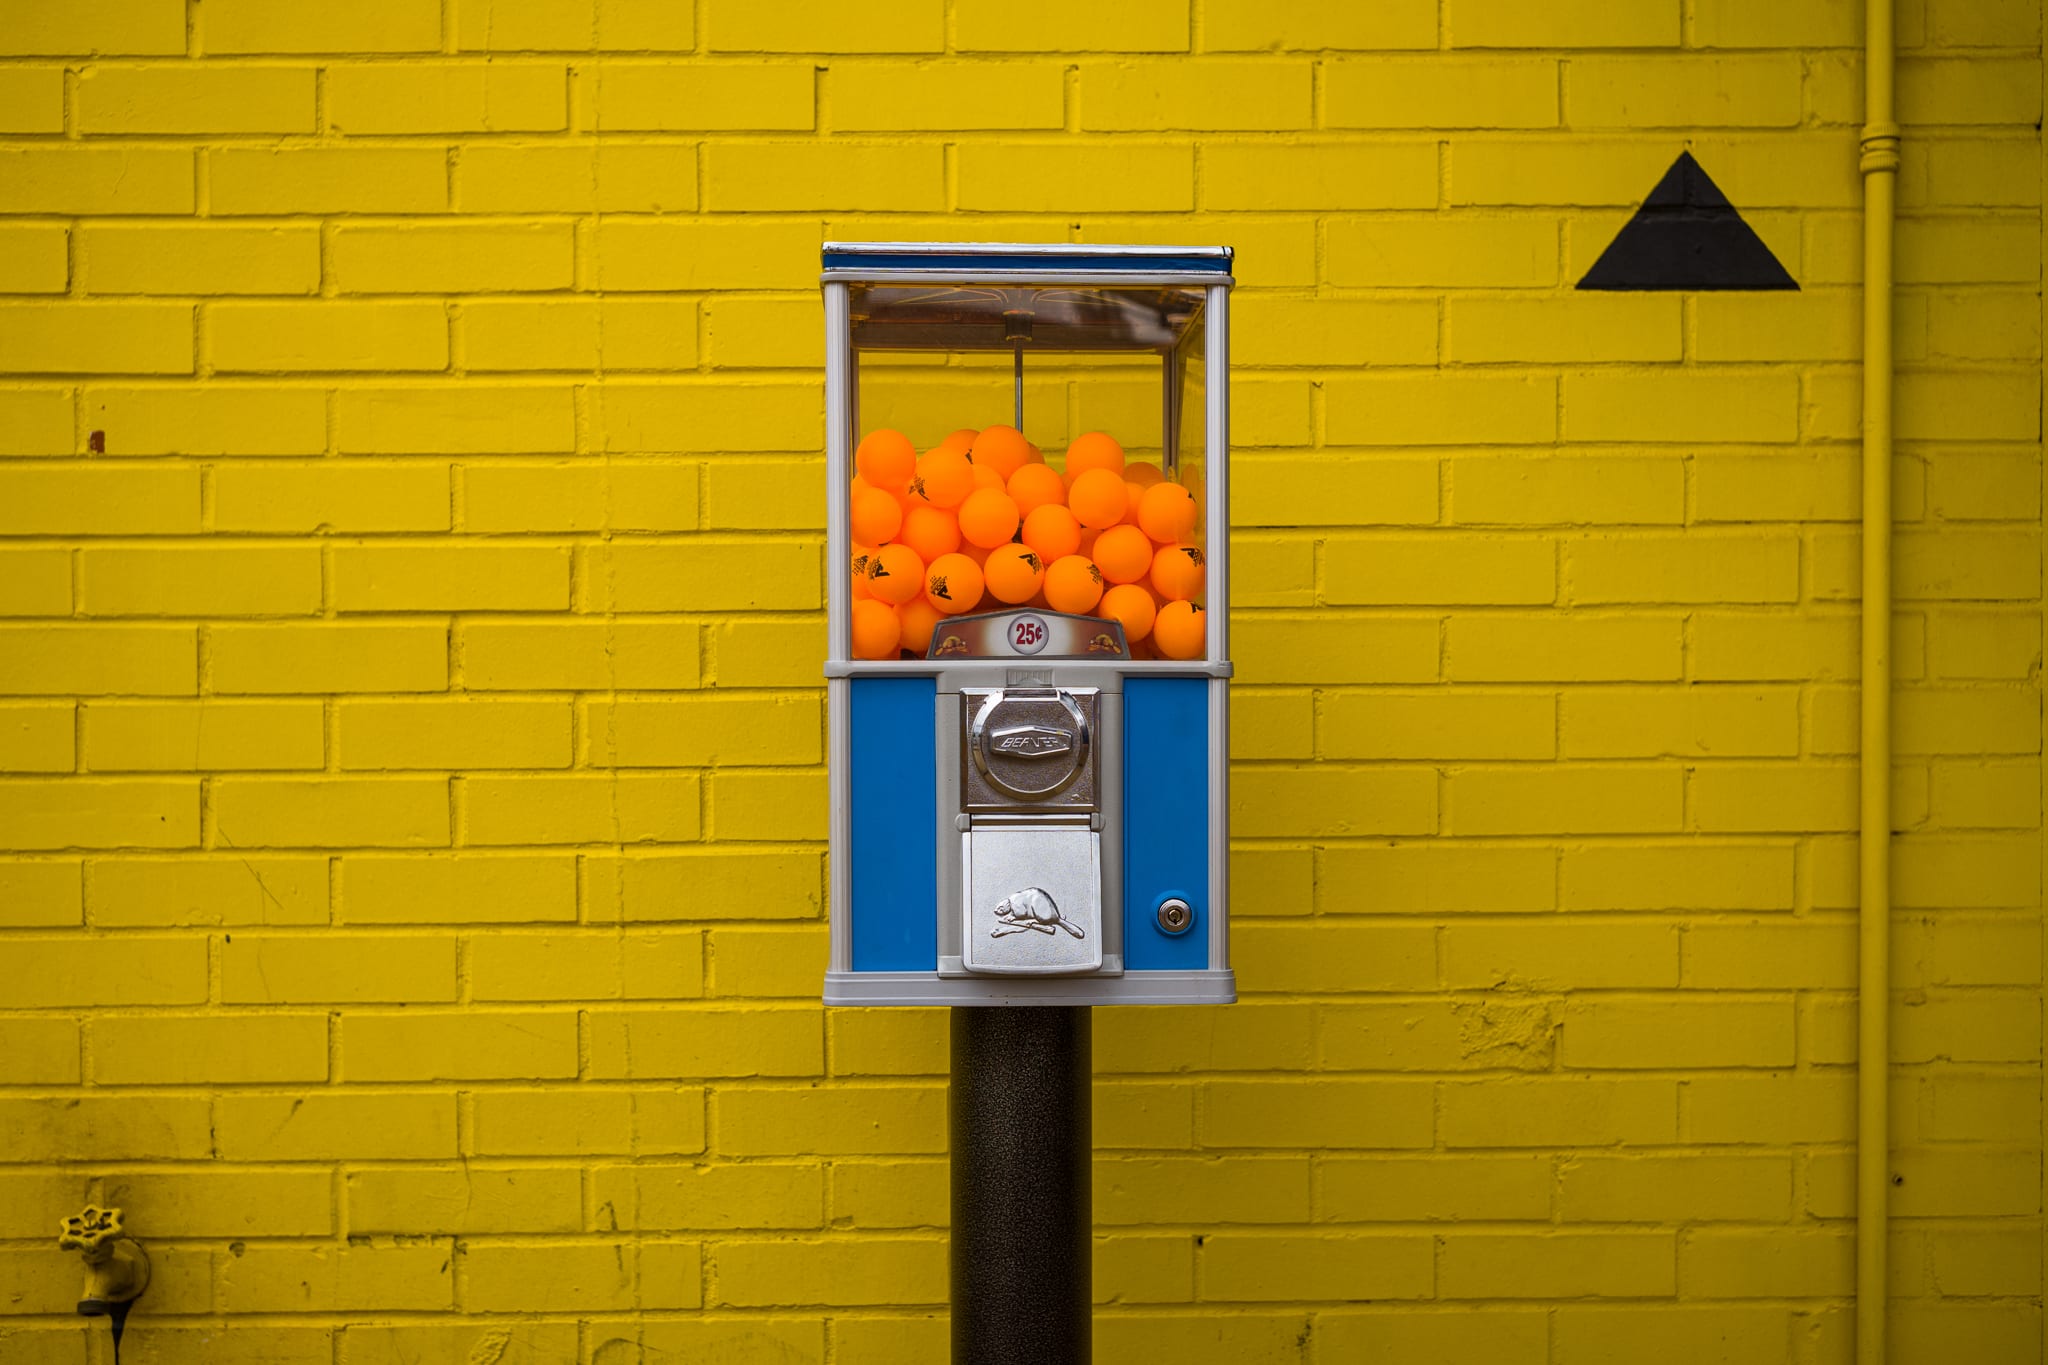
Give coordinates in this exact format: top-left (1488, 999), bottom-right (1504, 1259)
top-left (59, 1205), bottom-right (124, 1259)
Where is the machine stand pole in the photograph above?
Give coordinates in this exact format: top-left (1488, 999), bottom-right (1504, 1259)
top-left (951, 1006), bottom-right (1091, 1365)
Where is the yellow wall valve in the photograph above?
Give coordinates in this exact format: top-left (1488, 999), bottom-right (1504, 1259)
top-left (58, 1205), bottom-right (150, 1319)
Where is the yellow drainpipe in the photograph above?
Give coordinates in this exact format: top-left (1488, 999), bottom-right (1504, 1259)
top-left (1857, 0), bottom-right (1900, 1359)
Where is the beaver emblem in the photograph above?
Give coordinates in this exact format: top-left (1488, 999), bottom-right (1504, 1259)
top-left (991, 887), bottom-right (1085, 939)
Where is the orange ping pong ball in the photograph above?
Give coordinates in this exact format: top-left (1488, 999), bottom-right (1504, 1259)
top-left (958, 488), bottom-right (1021, 550)
top-left (1021, 503), bottom-right (1082, 562)
top-left (1007, 462), bottom-right (1066, 518)
top-left (1065, 431), bottom-right (1125, 480)
top-left (1153, 600), bottom-right (1205, 659)
top-left (1124, 461), bottom-right (1165, 489)
top-left (898, 597), bottom-right (942, 655)
top-left (898, 504), bottom-right (961, 564)
top-left (969, 462), bottom-right (1004, 492)
top-left (1092, 524), bottom-right (1153, 585)
top-left (1069, 468), bottom-right (1128, 530)
top-left (983, 543), bottom-right (1045, 604)
top-left (1098, 583), bottom-right (1158, 643)
top-left (851, 598), bottom-right (901, 659)
top-left (865, 543), bottom-right (924, 606)
top-left (971, 424), bottom-right (1033, 481)
top-left (912, 446), bottom-right (974, 509)
top-left (1043, 555), bottom-right (1104, 614)
top-left (1150, 544), bottom-right (1204, 601)
top-left (850, 484), bottom-right (903, 546)
top-left (924, 552), bottom-right (985, 616)
top-left (855, 428), bottom-right (916, 491)
top-left (1137, 482), bottom-right (1197, 544)
top-left (943, 428), bottom-right (979, 455)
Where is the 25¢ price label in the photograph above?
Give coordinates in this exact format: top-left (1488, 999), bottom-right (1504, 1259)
top-left (1008, 614), bottom-right (1049, 655)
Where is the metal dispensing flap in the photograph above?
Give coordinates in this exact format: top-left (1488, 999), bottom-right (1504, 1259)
top-left (960, 825), bottom-right (1105, 976)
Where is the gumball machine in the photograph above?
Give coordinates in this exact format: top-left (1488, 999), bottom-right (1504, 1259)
top-left (819, 241), bottom-right (1234, 1365)
top-left (821, 242), bottom-right (1234, 1008)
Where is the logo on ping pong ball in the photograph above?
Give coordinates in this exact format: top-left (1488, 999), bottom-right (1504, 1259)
top-left (1008, 614), bottom-right (1049, 655)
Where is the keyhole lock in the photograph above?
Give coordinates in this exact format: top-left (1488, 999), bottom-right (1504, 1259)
top-left (1156, 898), bottom-right (1193, 935)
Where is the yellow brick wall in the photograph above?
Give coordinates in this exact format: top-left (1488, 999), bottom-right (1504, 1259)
top-left (0, 2), bottom-right (2040, 1362)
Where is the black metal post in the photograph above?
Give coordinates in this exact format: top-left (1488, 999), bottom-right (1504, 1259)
top-left (950, 1005), bottom-right (1091, 1365)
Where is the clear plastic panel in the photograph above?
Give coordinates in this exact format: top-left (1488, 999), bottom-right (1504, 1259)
top-left (841, 284), bottom-right (1207, 662)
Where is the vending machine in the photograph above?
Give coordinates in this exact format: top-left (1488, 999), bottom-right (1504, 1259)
top-left (819, 243), bottom-right (1234, 1007)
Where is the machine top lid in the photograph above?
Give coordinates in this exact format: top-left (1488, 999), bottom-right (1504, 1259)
top-left (823, 241), bottom-right (1233, 276)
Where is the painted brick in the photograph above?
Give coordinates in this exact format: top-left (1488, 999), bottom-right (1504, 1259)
top-left (339, 699), bottom-right (572, 770)
top-left (469, 930), bottom-right (703, 1000)
top-left (1204, 0), bottom-right (1434, 50)
top-left (83, 385), bottom-right (327, 456)
top-left (716, 1086), bottom-right (946, 1156)
top-left (334, 545), bottom-right (570, 612)
top-left (462, 144), bottom-right (698, 213)
top-left (0, 935), bottom-right (205, 1007)
top-left (583, 851), bottom-right (820, 923)
top-left (0, 778), bottom-right (198, 849)
top-left (592, 382), bottom-right (819, 451)
top-left (582, 542), bottom-right (820, 612)
top-left (1207, 143), bottom-right (1437, 211)
top-left (1583, 534), bottom-right (1803, 605)
top-left (1450, 294), bottom-right (1682, 362)
top-left (81, 546), bottom-right (321, 617)
top-left (340, 853), bottom-right (576, 923)
top-left (214, 777), bottom-right (450, 849)
top-left (1201, 1234), bottom-right (1432, 1301)
top-left (1328, 58), bottom-right (1558, 128)
top-left (1327, 374), bottom-right (1557, 446)
top-left (214, 1091), bottom-right (456, 1160)
top-left (459, 773), bottom-right (702, 845)
top-left (1568, 56), bottom-right (1802, 127)
top-left (705, 141), bottom-right (941, 211)
top-left (332, 223), bottom-right (576, 293)
top-left (0, 702), bottom-right (71, 773)
top-left (0, 303), bottom-right (191, 375)
top-left (0, 465), bottom-right (198, 535)
top-left (1327, 535), bottom-right (1556, 605)
top-left (223, 934), bottom-right (457, 1004)
top-left (76, 64), bottom-right (315, 133)
top-left (1232, 766), bottom-right (1436, 839)
top-left (209, 148), bottom-right (448, 214)
top-left (0, 224), bottom-right (66, 291)
top-left (1, 1), bottom-right (185, 55)
top-left (472, 1089), bottom-right (706, 1157)
top-left (349, 1167), bottom-right (582, 1234)
top-left (589, 1008), bottom-right (822, 1078)
top-left (210, 624), bottom-right (448, 694)
top-left (955, 0), bottom-right (1184, 51)
top-left (959, 143), bottom-right (1195, 212)
top-left (342, 1011), bottom-right (578, 1081)
top-left (82, 225), bottom-right (319, 296)
top-left (593, 62), bottom-right (811, 129)
top-left (1444, 921), bottom-right (1678, 989)
top-left (328, 63), bottom-right (567, 132)
top-left (508, 449), bottom-right (707, 543)
top-left (706, 0), bottom-right (940, 53)
top-left (0, 147), bottom-right (194, 214)
top-left (584, 696), bottom-right (820, 767)
top-left (0, 550), bottom-right (71, 618)
top-left (601, 221), bottom-right (819, 293)
top-left (89, 856), bottom-right (327, 926)
top-left (463, 300), bottom-right (699, 373)
top-left (205, 0), bottom-right (440, 52)
top-left (832, 62), bottom-right (1062, 130)
top-left (461, 621), bottom-right (701, 689)
top-left (0, 859), bottom-right (81, 925)
top-left (209, 301), bottom-right (449, 372)
top-left (219, 1245), bottom-right (451, 1314)
top-left (83, 701), bottom-right (324, 771)
top-left (1081, 61), bottom-right (1311, 130)
top-left (90, 1014), bottom-right (327, 1085)
top-left (1200, 1080), bottom-right (1433, 1150)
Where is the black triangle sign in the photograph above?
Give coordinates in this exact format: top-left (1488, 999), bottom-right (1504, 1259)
top-left (1578, 151), bottom-right (1797, 291)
